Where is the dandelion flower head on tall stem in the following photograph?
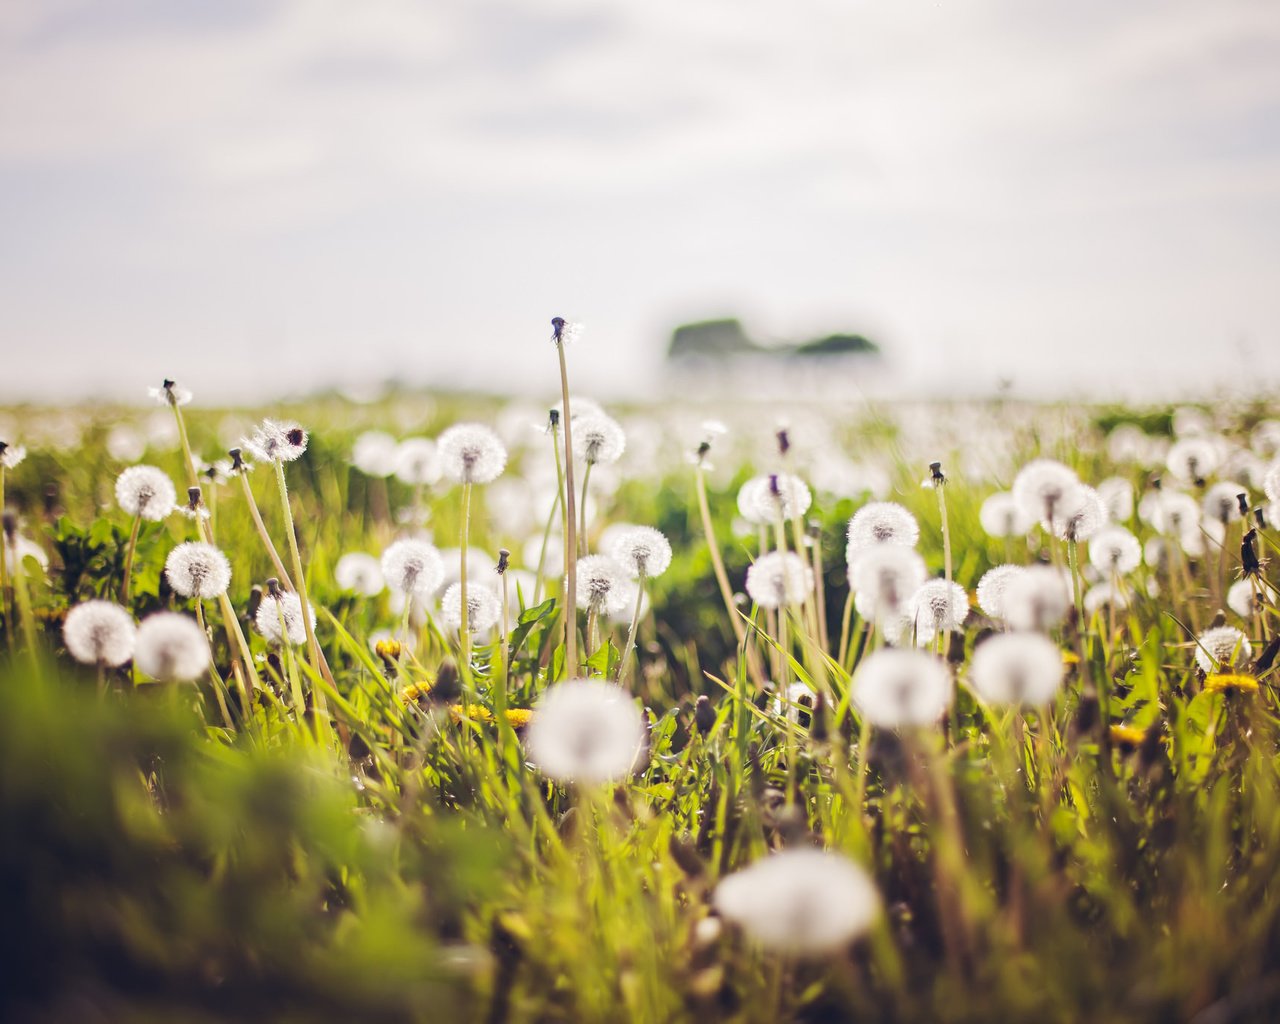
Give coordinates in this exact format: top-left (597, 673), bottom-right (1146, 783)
top-left (968, 632), bottom-right (1064, 706)
top-left (852, 648), bottom-right (954, 728)
top-left (849, 545), bottom-right (926, 623)
top-left (164, 542), bottom-right (232, 600)
top-left (255, 591), bottom-right (314, 646)
top-left (335, 552), bottom-right (385, 596)
top-left (1088, 526), bottom-right (1142, 576)
top-left (1012, 458), bottom-right (1078, 526)
top-left (608, 525), bottom-right (673, 580)
top-left (906, 579), bottom-right (969, 642)
top-left (1166, 436), bottom-right (1221, 484)
top-left (846, 501), bottom-right (920, 553)
top-left (381, 539), bottom-right (445, 599)
top-left (525, 678), bottom-right (646, 785)
top-left (745, 551), bottom-right (814, 610)
top-left (134, 612), bottom-right (210, 682)
top-left (242, 420), bottom-right (308, 463)
top-left (437, 423), bottom-right (507, 484)
top-left (440, 581), bottom-right (502, 633)
top-left (1194, 625), bottom-right (1252, 674)
top-left (573, 554), bottom-right (631, 615)
top-left (571, 412), bottom-right (626, 466)
top-left (976, 564), bottom-right (1026, 621)
top-left (979, 492), bottom-right (1032, 538)
top-left (393, 437), bottom-right (442, 486)
top-left (1202, 481), bottom-right (1246, 525)
top-left (351, 430), bottom-right (399, 477)
top-left (1044, 483), bottom-right (1107, 542)
top-left (0, 441), bottom-right (27, 470)
top-left (1002, 565), bottom-right (1070, 632)
top-left (63, 600), bottom-right (136, 667)
top-left (115, 465), bottom-right (177, 522)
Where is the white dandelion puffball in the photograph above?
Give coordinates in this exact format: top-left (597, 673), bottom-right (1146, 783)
top-left (907, 579), bottom-right (969, 642)
top-left (1012, 458), bottom-right (1078, 525)
top-left (63, 600), bottom-right (136, 667)
top-left (1107, 424), bottom-right (1153, 465)
top-left (393, 437), bottom-right (442, 486)
top-left (745, 551), bottom-right (814, 610)
top-left (572, 412), bottom-right (627, 466)
top-left (526, 679), bottom-right (647, 784)
top-left (714, 848), bottom-right (880, 956)
top-left (335, 552), bottom-right (385, 596)
top-left (1002, 565), bottom-right (1070, 632)
top-left (115, 465), bottom-right (177, 522)
top-left (6, 534), bottom-right (48, 574)
top-left (1096, 478), bottom-right (1135, 522)
top-left (979, 492), bottom-right (1032, 538)
top-left (0, 441), bottom-right (27, 469)
top-left (437, 422), bottom-right (507, 484)
top-left (1088, 526), bottom-right (1142, 576)
top-left (1202, 482), bottom-right (1245, 525)
top-left (750, 473), bottom-right (813, 523)
top-left (735, 476), bottom-right (772, 525)
top-left (772, 682), bottom-right (817, 725)
top-left (604, 578), bottom-right (645, 625)
top-left (1194, 626), bottom-right (1252, 674)
top-left (969, 633), bottom-right (1064, 706)
top-left (134, 612), bottom-right (210, 682)
top-left (351, 430), bottom-right (399, 477)
top-left (147, 381), bottom-right (192, 406)
top-left (1264, 462), bottom-right (1280, 504)
top-left (1044, 484), bottom-right (1107, 542)
top-left (849, 546), bottom-right (927, 623)
top-left (1166, 436), bottom-right (1220, 483)
top-left (242, 419), bottom-right (308, 463)
top-left (1227, 579), bottom-right (1259, 620)
top-left (574, 554), bottom-right (631, 615)
top-left (846, 502), bottom-right (920, 553)
top-left (255, 592), bottom-right (314, 646)
top-left (1083, 582), bottom-right (1129, 616)
top-left (852, 649), bottom-right (954, 728)
top-left (608, 525), bottom-right (673, 579)
top-left (976, 564), bottom-right (1026, 621)
top-left (381, 539), bottom-right (445, 598)
top-left (164, 542), bottom-right (232, 600)
top-left (440, 582), bottom-right (502, 633)
top-left (1252, 421), bottom-right (1280, 458)
top-left (1144, 490), bottom-right (1200, 538)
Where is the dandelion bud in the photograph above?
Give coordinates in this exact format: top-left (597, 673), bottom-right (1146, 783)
top-left (526, 679), bottom-right (647, 784)
top-left (694, 695), bottom-right (717, 734)
top-left (1, 508), bottom-right (16, 543)
top-left (852, 648), bottom-right (953, 727)
top-left (608, 525), bottom-right (673, 580)
top-left (571, 412), bottom-right (626, 466)
top-left (927, 461), bottom-right (946, 486)
top-left (548, 409), bottom-right (560, 429)
top-left (440, 582), bottom-right (502, 633)
top-left (1083, 582), bottom-right (1128, 616)
top-left (62, 600), bottom-right (136, 667)
top-left (438, 423), bottom-right (507, 484)
top-left (1088, 526), bottom-right (1141, 576)
top-left (496, 549), bottom-right (510, 574)
top-left (1194, 625), bottom-right (1252, 674)
top-left (713, 849), bottom-right (880, 956)
top-left (254, 591), bottom-right (314, 646)
top-left (776, 426), bottom-right (790, 457)
top-left (745, 551), bottom-right (813, 610)
top-left (1241, 529), bottom-right (1262, 578)
top-left (976, 564), bottom-right (1026, 622)
top-left (1012, 458), bottom-right (1078, 525)
top-left (164, 542), bottom-right (232, 599)
top-left (229, 448), bottom-right (246, 473)
top-left (242, 419), bottom-right (308, 463)
top-left (573, 554), bottom-right (631, 615)
top-left (1002, 565), bottom-right (1070, 632)
top-left (134, 612), bottom-right (210, 682)
top-left (432, 660), bottom-right (463, 704)
top-left (0, 441), bottom-right (27, 469)
top-left (1141, 489), bottom-right (1199, 537)
top-left (335, 552), bottom-right (385, 596)
top-left (115, 465), bottom-right (177, 522)
top-left (969, 633), bottom-right (1064, 706)
top-left (772, 682), bottom-right (816, 727)
top-left (381, 539), bottom-right (445, 599)
top-left (846, 502), bottom-right (919, 554)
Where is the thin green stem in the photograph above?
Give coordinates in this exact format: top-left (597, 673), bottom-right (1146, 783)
top-left (120, 514), bottom-right (142, 607)
top-left (619, 570), bottom-right (647, 685)
top-left (556, 343), bottom-right (579, 676)
top-left (459, 481), bottom-right (473, 666)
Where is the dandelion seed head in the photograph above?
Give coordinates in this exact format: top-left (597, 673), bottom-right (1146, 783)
top-left (1044, 483), bottom-right (1107, 542)
top-left (164, 542), bottom-right (232, 599)
top-left (351, 430), bottom-right (399, 477)
top-left (440, 581), bottom-right (502, 633)
top-left (772, 682), bottom-right (816, 725)
top-left (525, 679), bottom-right (646, 784)
top-left (134, 612), bottom-right (210, 682)
top-left (1142, 490), bottom-right (1200, 537)
top-left (978, 492), bottom-right (1032, 538)
top-left (242, 420), bottom-right (308, 463)
top-left (254, 592), bottom-right (314, 646)
top-left (852, 648), bottom-right (954, 728)
top-left (1012, 458), bottom-right (1078, 524)
top-left (848, 545), bottom-right (927, 623)
top-left (1096, 477), bottom-right (1135, 522)
top-left (437, 423), bottom-right (507, 484)
top-left (574, 554), bottom-right (631, 614)
top-left (147, 380), bottom-right (192, 407)
top-left (906, 579), bottom-right (969, 642)
top-left (745, 551), bottom-right (814, 610)
top-left (746, 473), bottom-right (812, 523)
top-left (62, 600), bottom-right (136, 667)
top-left (550, 318), bottom-right (584, 345)
top-left (1202, 482), bottom-right (1246, 525)
top-left (572, 412), bottom-right (627, 466)
top-left (608, 525), bottom-right (673, 579)
top-left (713, 848), bottom-right (880, 956)
top-left (5, 533), bottom-right (48, 573)
top-left (1088, 525), bottom-right (1142, 576)
top-left (1251, 421), bottom-right (1280, 458)
top-left (846, 501), bottom-right (920, 553)
top-left (1194, 625), bottom-right (1252, 674)
top-left (1226, 579), bottom-right (1259, 620)
top-left (1166, 436), bottom-right (1220, 484)
top-left (976, 564), bottom-right (1026, 621)
top-left (1002, 565), bottom-right (1070, 632)
top-left (969, 633), bottom-right (1064, 706)
top-left (335, 552), bottom-right (385, 596)
top-left (0, 441), bottom-right (26, 470)
top-left (381, 539), bottom-right (445, 599)
top-left (1083, 581), bottom-right (1129, 616)
top-left (115, 465), bottom-right (177, 522)
top-left (393, 437), bottom-right (442, 486)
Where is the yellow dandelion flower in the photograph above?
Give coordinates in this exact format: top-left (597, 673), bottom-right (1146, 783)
top-left (504, 708), bottom-right (534, 730)
top-left (448, 704), bottom-right (494, 724)
top-left (1061, 650), bottom-right (1081, 666)
top-left (1204, 673), bottom-right (1259, 695)
top-left (375, 638), bottom-right (403, 663)
top-left (1109, 724), bottom-right (1146, 750)
top-left (397, 681), bottom-right (433, 706)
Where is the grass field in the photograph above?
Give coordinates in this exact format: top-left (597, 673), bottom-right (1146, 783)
top-left (3, 371), bottom-right (1280, 1023)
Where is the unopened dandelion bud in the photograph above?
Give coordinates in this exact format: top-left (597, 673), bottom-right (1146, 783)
top-left (266, 577), bottom-right (282, 598)
top-left (694, 694), bottom-right (716, 734)
top-left (776, 427), bottom-right (790, 457)
top-left (229, 448), bottom-right (245, 472)
top-left (1, 508), bottom-right (15, 542)
top-left (496, 549), bottom-right (510, 574)
top-left (432, 660), bottom-right (463, 705)
top-left (929, 461), bottom-right (945, 485)
top-left (1242, 529), bottom-right (1261, 577)
top-left (1237, 493), bottom-right (1250, 517)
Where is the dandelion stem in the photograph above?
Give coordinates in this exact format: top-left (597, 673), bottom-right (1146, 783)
top-left (238, 472), bottom-right (294, 589)
top-left (459, 481), bottom-right (472, 667)
top-left (619, 569), bottom-right (647, 685)
top-left (1067, 538), bottom-right (1084, 625)
top-left (120, 513), bottom-right (142, 607)
top-left (0, 466), bottom-right (10, 654)
top-left (533, 477), bottom-right (561, 605)
top-left (556, 343), bottom-right (579, 676)
top-left (578, 461), bottom-right (593, 557)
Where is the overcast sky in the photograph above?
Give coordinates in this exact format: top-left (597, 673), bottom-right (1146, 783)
top-left (2, 0), bottom-right (1278, 404)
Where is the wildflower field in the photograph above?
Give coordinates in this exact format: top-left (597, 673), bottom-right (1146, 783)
top-left (4, 347), bottom-right (1280, 1023)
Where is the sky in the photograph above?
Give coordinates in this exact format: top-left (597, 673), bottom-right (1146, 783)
top-left (1, 0), bottom-right (1278, 405)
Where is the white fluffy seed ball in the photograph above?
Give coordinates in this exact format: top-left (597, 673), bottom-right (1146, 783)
top-left (134, 613), bottom-right (211, 681)
top-left (254, 592), bottom-right (314, 646)
top-left (437, 423), bottom-right (507, 484)
top-left (440, 582), bottom-right (502, 633)
top-left (525, 679), bottom-right (647, 784)
top-left (381, 539), bottom-right (445, 599)
top-left (62, 600), bottom-right (136, 667)
top-left (968, 633), bottom-right (1064, 706)
top-left (115, 465), bottom-right (177, 522)
top-left (852, 649), bottom-right (953, 728)
top-left (335, 552), bottom-right (385, 597)
top-left (164, 542), bottom-right (232, 599)
top-left (608, 525), bottom-right (673, 580)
